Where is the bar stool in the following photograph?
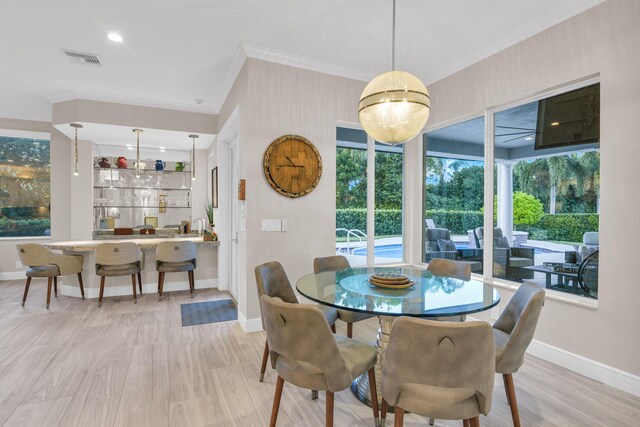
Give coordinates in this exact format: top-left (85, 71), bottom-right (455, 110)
top-left (95, 242), bottom-right (143, 307)
top-left (16, 243), bottom-right (85, 309)
top-left (156, 241), bottom-right (197, 299)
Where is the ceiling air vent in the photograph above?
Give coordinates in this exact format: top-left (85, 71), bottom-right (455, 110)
top-left (63, 50), bottom-right (101, 67)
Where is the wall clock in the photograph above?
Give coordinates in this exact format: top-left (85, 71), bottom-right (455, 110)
top-left (263, 135), bottom-right (322, 198)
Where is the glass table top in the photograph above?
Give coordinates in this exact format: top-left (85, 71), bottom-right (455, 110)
top-left (296, 266), bottom-right (500, 318)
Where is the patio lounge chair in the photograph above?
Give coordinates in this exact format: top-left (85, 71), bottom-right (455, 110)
top-left (474, 227), bottom-right (534, 282)
top-left (425, 228), bottom-right (482, 272)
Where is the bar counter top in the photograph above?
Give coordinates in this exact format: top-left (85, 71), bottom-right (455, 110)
top-left (46, 236), bottom-right (220, 252)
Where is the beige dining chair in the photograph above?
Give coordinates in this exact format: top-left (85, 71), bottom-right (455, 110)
top-left (381, 317), bottom-right (495, 427)
top-left (95, 242), bottom-right (143, 307)
top-left (254, 261), bottom-right (338, 384)
top-left (313, 255), bottom-right (375, 338)
top-left (156, 241), bottom-right (197, 299)
top-left (16, 243), bottom-right (85, 309)
top-left (261, 295), bottom-right (379, 427)
top-left (427, 258), bottom-right (471, 281)
top-left (493, 282), bottom-right (545, 427)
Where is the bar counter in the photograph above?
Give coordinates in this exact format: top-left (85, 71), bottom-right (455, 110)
top-left (45, 237), bottom-right (220, 299)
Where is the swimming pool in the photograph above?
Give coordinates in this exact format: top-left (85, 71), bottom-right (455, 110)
top-left (351, 242), bottom-right (558, 258)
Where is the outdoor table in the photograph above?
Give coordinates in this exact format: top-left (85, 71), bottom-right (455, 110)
top-left (296, 266), bottom-right (500, 407)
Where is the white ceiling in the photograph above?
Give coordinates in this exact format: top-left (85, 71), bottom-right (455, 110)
top-left (53, 122), bottom-right (215, 150)
top-left (1, 0), bottom-right (604, 122)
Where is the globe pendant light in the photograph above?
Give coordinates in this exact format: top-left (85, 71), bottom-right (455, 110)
top-left (189, 134), bottom-right (198, 181)
top-left (358, 0), bottom-right (430, 145)
top-left (132, 129), bottom-right (143, 178)
top-left (69, 123), bottom-right (83, 176)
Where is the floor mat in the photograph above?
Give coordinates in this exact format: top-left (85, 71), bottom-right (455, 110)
top-left (180, 299), bottom-right (237, 327)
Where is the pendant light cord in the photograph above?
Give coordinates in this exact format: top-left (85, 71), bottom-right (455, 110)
top-left (392, 0), bottom-right (396, 71)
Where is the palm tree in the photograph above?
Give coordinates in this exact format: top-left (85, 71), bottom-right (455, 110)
top-left (547, 155), bottom-right (573, 214)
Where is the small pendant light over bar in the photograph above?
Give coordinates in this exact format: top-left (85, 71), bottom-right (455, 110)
top-left (69, 123), bottom-right (83, 176)
top-left (132, 129), bottom-right (143, 178)
top-left (358, 0), bottom-right (430, 145)
top-left (189, 134), bottom-right (198, 181)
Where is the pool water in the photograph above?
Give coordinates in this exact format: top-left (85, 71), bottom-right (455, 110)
top-left (351, 242), bottom-right (557, 259)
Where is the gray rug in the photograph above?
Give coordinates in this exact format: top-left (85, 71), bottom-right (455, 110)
top-left (181, 299), bottom-right (237, 327)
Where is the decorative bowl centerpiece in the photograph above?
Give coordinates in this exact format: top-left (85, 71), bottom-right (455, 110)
top-left (369, 272), bottom-right (414, 289)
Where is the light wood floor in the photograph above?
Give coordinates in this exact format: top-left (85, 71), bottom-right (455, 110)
top-left (0, 279), bottom-right (638, 427)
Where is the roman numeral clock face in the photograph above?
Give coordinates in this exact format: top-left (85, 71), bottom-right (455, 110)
top-left (263, 135), bottom-right (322, 198)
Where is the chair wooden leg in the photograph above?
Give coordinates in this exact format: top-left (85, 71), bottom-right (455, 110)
top-left (158, 272), bottom-right (165, 299)
top-left (503, 373), bottom-right (521, 427)
top-left (131, 274), bottom-right (137, 304)
top-left (137, 272), bottom-right (143, 294)
top-left (269, 376), bottom-right (285, 427)
top-left (326, 390), bottom-right (334, 427)
top-left (188, 270), bottom-right (194, 297)
top-left (46, 277), bottom-right (52, 309)
top-left (77, 273), bottom-right (85, 300)
top-left (347, 322), bottom-right (353, 338)
top-left (463, 419), bottom-right (470, 427)
top-left (381, 398), bottom-right (388, 427)
top-left (22, 277), bottom-right (32, 306)
top-left (469, 416), bottom-right (480, 427)
top-left (99, 276), bottom-right (105, 307)
top-left (368, 368), bottom-right (379, 426)
top-left (393, 406), bottom-right (404, 427)
top-left (311, 390), bottom-right (319, 400)
top-left (260, 339), bottom-right (269, 382)
top-left (54, 276), bottom-right (58, 297)
top-left (330, 323), bottom-right (336, 333)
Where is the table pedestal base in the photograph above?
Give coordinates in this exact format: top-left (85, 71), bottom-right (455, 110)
top-left (351, 315), bottom-right (398, 413)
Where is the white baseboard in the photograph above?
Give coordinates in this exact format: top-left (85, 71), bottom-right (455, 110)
top-left (0, 271), bottom-right (27, 281)
top-left (61, 279), bottom-right (218, 299)
top-left (527, 339), bottom-right (640, 397)
top-left (238, 312), bottom-right (263, 333)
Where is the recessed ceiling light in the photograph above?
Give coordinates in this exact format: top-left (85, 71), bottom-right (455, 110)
top-left (107, 33), bottom-right (124, 43)
top-left (127, 147), bottom-right (134, 150)
top-left (195, 99), bottom-right (204, 105)
top-left (525, 137), bottom-right (533, 140)
top-left (159, 147), bottom-right (166, 152)
top-left (550, 121), bottom-right (560, 126)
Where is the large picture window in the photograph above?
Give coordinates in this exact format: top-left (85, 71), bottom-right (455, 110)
top-left (0, 135), bottom-right (51, 237)
top-left (423, 82), bottom-right (600, 300)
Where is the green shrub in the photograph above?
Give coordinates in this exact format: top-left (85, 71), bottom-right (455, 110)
top-left (0, 216), bottom-right (50, 237)
top-left (530, 213), bottom-right (599, 243)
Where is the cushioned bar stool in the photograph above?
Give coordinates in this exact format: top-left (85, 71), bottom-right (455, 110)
top-left (255, 261), bottom-right (338, 386)
top-left (261, 295), bottom-right (379, 427)
top-left (16, 243), bottom-right (84, 309)
top-left (381, 317), bottom-right (495, 427)
top-left (313, 255), bottom-right (375, 338)
top-left (156, 241), bottom-right (197, 299)
top-left (95, 242), bottom-right (143, 307)
top-left (493, 282), bottom-right (545, 427)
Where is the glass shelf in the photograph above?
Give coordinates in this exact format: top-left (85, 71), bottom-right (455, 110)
top-left (94, 166), bottom-right (191, 174)
top-left (93, 205), bottom-right (191, 209)
top-left (93, 186), bottom-right (191, 191)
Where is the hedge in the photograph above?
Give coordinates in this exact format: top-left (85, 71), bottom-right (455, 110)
top-left (530, 213), bottom-right (599, 243)
top-left (336, 209), bottom-right (598, 242)
top-left (0, 217), bottom-right (50, 237)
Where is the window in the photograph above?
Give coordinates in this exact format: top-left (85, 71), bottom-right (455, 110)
top-left (0, 135), bottom-right (50, 237)
top-left (423, 117), bottom-right (485, 274)
top-left (422, 82), bottom-right (600, 300)
top-left (492, 84), bottom-right (600, 298)
top-left (336, 127), bottom-right (404, 265)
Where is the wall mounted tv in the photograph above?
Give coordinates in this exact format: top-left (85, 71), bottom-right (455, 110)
top-left (535, 83), bottom-right (600, 150)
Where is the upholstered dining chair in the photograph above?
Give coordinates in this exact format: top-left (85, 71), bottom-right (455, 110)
top-left (16, 243), bottom-right (85, 309)
top-left (156, 241), bottom-right (197, 299)
top-left (381, 317), bottom-right (495, 427)
top-left (95, 242), bottom-right (143, 307)
top-left (261, 295), bottom-right (379, 427)
top-left (313, 255), bottom-right (375, 338)
top-left (493, 282), bottom-right (545, 427)
top-left (427, 258), bottom-right (472, 281)
top-left (255, 261), bottom-right (338, 385)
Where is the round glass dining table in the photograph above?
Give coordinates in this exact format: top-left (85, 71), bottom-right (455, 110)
top-left (296, 266), bottom-right (500, 407)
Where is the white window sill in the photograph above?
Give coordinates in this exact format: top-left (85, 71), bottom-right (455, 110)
top-left (0, 236), bottom-right (51, 241)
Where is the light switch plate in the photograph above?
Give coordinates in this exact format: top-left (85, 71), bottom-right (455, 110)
top-left (281, 219), bottom-right (288, 231)
top-left (262, 219), bottom-right (282, 232)
top-left (240, 219), bottom-right (246, 232)
top-left (16, 261), bottom-right (23, 269)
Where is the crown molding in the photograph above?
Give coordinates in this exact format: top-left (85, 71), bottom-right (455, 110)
top-left (47, 91), bottom-right (218, 115)
top-left (242, 44), bottom-right (375, 84)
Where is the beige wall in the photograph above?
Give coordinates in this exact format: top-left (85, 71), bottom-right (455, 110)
top-left (226, 59), bottom-right (365, 321)
top-left (423, 0), bottom-right (640, 376)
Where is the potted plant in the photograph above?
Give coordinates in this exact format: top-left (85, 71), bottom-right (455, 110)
top-left (204, 202), bottom-right (215, 231)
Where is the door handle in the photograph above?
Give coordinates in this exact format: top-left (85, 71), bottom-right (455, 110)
top-left (231, 232), bottom-right (239, 244)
